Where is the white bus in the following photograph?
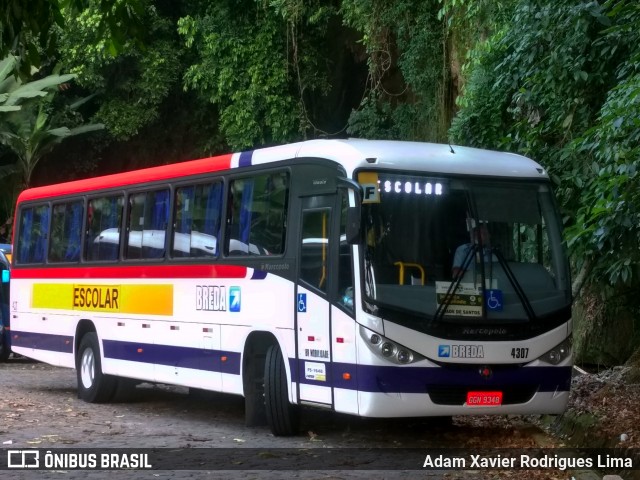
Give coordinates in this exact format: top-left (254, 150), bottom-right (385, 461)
top-left (10, 139), bottom-right (572, 435)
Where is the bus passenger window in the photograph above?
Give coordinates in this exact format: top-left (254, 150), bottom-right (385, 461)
top-left (85, 196), bottom-right (123, 261)
top-left (49, 202), bottom-right (83, 263)
top-left (16, 205), bottom-right (50, 264)
top-left (126, 190), bottom-right (169, 260)
top-left (172, 182), bottom-right (222, 258)
top-left (225, 172), bottom-right (289, 256)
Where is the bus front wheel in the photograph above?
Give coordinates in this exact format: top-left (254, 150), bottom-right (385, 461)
top-left (76, 332), bottom-right (117, 403)
top-left (264, 344), bottom-right (299, 436)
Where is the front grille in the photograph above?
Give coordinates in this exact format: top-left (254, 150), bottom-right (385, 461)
top-left (427, 385), bottom-right (537, 406)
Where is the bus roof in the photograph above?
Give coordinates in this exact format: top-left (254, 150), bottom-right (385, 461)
top-left (295, 139), bottom-right (547, 178)
top-left (17, 139), bottom-right (548, 203)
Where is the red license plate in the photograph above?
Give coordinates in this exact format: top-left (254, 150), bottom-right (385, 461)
top-left (466, 391), bottom-right (503, 406)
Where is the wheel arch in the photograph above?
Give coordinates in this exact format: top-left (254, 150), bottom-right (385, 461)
top-left (242, 330), bottom-right (281, 397)
top-left (74, 319), bottom-right (97, 357)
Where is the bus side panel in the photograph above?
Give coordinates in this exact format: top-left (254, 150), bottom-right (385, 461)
top-left (219, 273), bottom-right (296, 397)
top-left (69, 279), bottom-right (173, 382)
top-left (99, 315), bottom-right (154, 381)
top-left (220, 325), bottom-right (251, 395)
top-left (330, 305), bottom-right (359, 415)
top-left (11, 278), bottom-right (76, 368)
top-left (150, 318), bottom-right (221, 389)
top-left (152, 276), bottom-right (223, 390)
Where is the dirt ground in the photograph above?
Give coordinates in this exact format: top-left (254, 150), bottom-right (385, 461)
top-left (559, 366), bottom-right (640, 448)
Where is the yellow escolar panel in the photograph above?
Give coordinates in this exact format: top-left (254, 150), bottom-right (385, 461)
top-left (32, 284), bottom-right (173, 316)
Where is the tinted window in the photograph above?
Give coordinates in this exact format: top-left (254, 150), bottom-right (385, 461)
top-left (172, 182), bottom-right (223, 258)
top-left (17, 205), bottom-right (50, 264)
top-left (49, 201), bottom-right (83, 263)
top-left (85, 196), bottom-right (124, 261)
top-left (226, 172), bottom-right (288, 256)
top-left (126, 189), bottom-right (170, 260)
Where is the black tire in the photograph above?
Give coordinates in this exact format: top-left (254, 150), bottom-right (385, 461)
top-left (264, 344), bottom-right (299, 436)
top-left (244, 350), bottom-right (267, 427)
top-left (0, 335), bottom-right (10, 362)
top-left (76, 332), bottom-right (117, 403)
top-left (111, 377), bottom-right (139, 402)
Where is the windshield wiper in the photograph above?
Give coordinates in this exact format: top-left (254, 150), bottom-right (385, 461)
top-left (434, 243), bottom-right (478, 321)
top-left (492, 248), bottom-right (537, 321)
top-left (435, 245), bottom-right (537, 323)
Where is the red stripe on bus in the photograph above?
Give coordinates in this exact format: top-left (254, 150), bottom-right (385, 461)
top-left (10, 264), bottom-right (248, 279)
top-left (17, 153), bottom-right (234, 202)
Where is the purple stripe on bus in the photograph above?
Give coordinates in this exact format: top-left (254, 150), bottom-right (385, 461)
top-left (102, 339), bottom-right (241, 375)
top-left (251, 270), bottom-right (268, 280)
top-left (291, 359), bottom-right (571, 393)
top-left (238, 150), bottom-right (253, 168)
top-left (11, 331), bottom-right (73, 354)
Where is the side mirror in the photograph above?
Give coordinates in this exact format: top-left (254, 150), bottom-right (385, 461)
top-left (337, 177), bottom-right (363, 245)
top-left (345, 207), bottom-right (361, 245)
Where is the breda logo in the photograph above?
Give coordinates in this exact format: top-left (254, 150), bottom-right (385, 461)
top-left (438, 345), bottom-right (485, 358)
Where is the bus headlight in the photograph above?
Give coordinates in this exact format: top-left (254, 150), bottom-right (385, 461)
top-left (539, 338), bottom-right (572, 365)
top-left (381, 342), bottom-right (396, 357)
top-left (397, 349), bottom-right (413, 364)
top-left (360, 326), bottom-right (423, 365)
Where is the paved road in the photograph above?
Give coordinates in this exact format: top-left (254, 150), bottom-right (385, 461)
top-left (0, 357), bottom-right (578, 479)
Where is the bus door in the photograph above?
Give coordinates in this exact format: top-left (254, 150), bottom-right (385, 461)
top-left (296, 194), bottom-right (335, 406)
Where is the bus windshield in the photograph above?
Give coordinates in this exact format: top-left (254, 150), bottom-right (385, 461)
top-left (360, 172), bottom-right (571, 325)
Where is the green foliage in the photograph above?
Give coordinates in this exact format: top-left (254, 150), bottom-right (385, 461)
top-left (448, 31), bottom-right (511, 148)
top-left (346, 96), bottom-right (398, 139)
top-left (0, 55), bottom-right (104, 187)
top-left (0, 55), bottom-right (75, 113)
top-left (1, 94), bottom-right (104, 188)
top-left (450, 0), bottom-right (640, 289)
top-left (342, 0), bottom-right (449, 141)
top-left (178, 0), bottom-right (332, 149)
top-left (57, 1), bottom-right (182, 140)
top-left (0, 0), bottom-right (145, 73)
top-left (566, 0), bottom-right (640, 286)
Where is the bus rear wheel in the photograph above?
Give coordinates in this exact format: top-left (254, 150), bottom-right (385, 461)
top-left (76, 332), bottom-right (116, 403)
top-left (264, 344), bottom-right (299, 436)
top-left (0, 336), bottom-right (10, 362)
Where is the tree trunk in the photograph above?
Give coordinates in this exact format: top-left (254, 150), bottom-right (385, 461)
top-left (571, 258), bottom-right (592, 299)
top-left (624, 346), bottom-right (640, 383)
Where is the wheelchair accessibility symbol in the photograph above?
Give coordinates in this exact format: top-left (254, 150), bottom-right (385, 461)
top-left (484, 289), bottom-right (503, 311)
top-left (297, 293), bottom-right (307, 312)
